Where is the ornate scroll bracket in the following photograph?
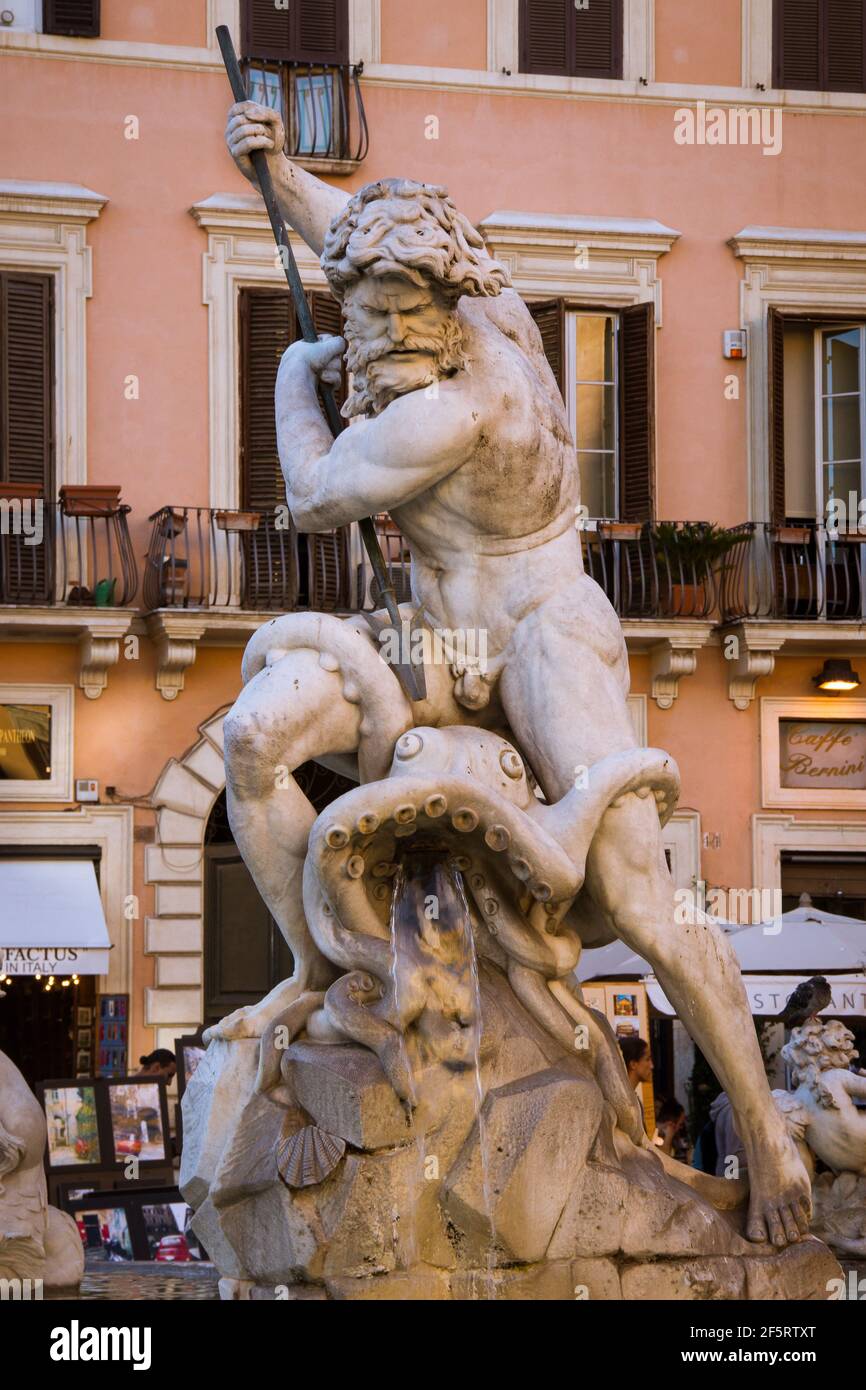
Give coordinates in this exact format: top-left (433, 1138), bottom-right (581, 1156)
top-left (722, 623), bottom-right (786, 710)
top-left (77, 615), bottom-right (134, 700)
top-left (649, 631), bottom-right (711, 709)
top-left (147, 613), bottom-right (207, 701)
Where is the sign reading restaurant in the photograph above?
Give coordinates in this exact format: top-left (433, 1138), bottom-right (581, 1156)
top-left (779, 720), bottom-right (866, 791)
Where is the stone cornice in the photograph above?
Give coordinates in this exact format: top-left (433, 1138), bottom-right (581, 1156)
top-left (481, 211), bottom-right (681, 258)
top-left (729, 225), bottom-right (866, 263)
top-left (0, 179), bottom-right (108, 223)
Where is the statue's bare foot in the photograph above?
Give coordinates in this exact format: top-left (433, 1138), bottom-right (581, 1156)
top-left (744, 1127), bottom-right (812, 1247)
top-left (203, 977), bottom-right (309, 1043)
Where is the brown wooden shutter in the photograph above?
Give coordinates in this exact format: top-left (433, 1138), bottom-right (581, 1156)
top-left (618, 302), bottom-right (655, 522)
top-left (520, 0), bottom-right (570, 75)
top-left (241, 0), bottom-right (295, 61)
top-left (520, 0), bottom-right (622, 77)
top-left (767, 306), bottom-right (787, 526)
top-left (239, 287), bottom-right (296, 509)
top-left (775, 0), bottom-right (821, 87)
top-left (0, 272), bottom-right (54, 492)
top-left (825, 0), bottom-right (866, 89)
top-left (573, 0), bottom-right (623, 79)
top-left (296, 0), bottom-right (348, 64)
top-left (242, 0), bottom-right (348, 63)
top-left (42, 0), bottom-right (100, 37)
top-left (526, 298), bottom-right (565, 399)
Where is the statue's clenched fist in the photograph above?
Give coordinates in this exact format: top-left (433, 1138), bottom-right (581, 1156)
top-left (225, 100), bottom-right (286, 181)
top-left (281, 334), bottom-right (346, 391)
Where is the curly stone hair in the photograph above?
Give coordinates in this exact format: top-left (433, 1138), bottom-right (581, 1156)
top-left (321, 178), bottom-right (510, 301)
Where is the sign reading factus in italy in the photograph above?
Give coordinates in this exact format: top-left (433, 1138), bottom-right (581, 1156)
top-left (779, 720), bottom-right (866, 791)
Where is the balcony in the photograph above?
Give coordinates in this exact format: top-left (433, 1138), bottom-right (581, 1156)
top-left (580, 520), bottom-right (720, 621)
top-left (718, 522), bottom-right (866, 623)
top-left (142, 508), bottom-right (415, 698)
top-left (0, 485), bottom-right (139, 697)
top-left (240, 60), bottom-right (369, 175)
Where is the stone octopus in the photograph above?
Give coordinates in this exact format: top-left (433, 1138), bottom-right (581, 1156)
top-left (256, 717), bottom-right (681, 1154)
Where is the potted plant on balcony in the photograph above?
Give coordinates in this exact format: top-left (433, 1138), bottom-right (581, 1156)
top-left (653, 522), bottom-right (741, 617)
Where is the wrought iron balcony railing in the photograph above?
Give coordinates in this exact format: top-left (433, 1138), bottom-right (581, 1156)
top-left (144, 509), bottom-right (415, 616)
top-left (718, 522), bottom-right (866, 623)
top-left (240, 60), bottom-right (369, 166)
top-left (580, 520), bottom-right (720, 620)
top-left (0, 493), bottom-right (138, 607)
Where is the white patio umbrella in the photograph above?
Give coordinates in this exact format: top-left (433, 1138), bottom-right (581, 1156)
top-left (731, 898), bottom-right (866, 974)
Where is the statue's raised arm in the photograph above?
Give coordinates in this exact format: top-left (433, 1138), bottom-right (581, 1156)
top-left (225, 99), bottom-right (350, 256)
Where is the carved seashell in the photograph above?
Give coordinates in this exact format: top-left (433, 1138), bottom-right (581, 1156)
top-left (452, 807), bottom-right (479, 832)
top-left (500, 749), bottom-right (524, 779)
top-left (357, 811), bottom-right (380, 835)
top-left (509, 856), bottom-right (531, 881)
top-left (346, 854), bottom-right (366, 880)
top-left (484, 824), bottom-right (511, 852)
top-left (277, 1124), bottom-right (346, 1189)
top-left (424, 793), bottom-right (447, 818)
top-left (396, 732), bottom-right (423, 760)
top-left (325, 824), bottom-right (350, 849)
top-left (394, 802), bottom-right (417, 824)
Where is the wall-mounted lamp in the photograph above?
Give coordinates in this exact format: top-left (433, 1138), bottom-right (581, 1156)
top-left (813, 658), bottom-right (861, 692)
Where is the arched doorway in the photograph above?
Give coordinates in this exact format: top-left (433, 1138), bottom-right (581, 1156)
top-left (201, 762), bottom-right (355, 1027)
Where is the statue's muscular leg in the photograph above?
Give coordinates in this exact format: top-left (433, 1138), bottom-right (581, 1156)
top-left (206, 650), bottom-right (362, 1041)
top-left (501, 613), bottom-right (811, 1247)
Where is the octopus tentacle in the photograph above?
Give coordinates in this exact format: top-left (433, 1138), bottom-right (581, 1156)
top-left (255, 991), bottom-right (326, 1096)
top-left (240, 611), bottom-right (413, 781)
top-left (323, 972), bottom-right (416, 1107)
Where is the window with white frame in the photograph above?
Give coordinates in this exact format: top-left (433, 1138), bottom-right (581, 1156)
top-left (565, 310), bottom-right (620, 519)
top-left (780, 319), bottom-right (866, 523)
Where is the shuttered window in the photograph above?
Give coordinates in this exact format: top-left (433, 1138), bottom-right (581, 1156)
top-left (520, 0), bottom-right (623, 79)
top-left (527, 296), bottom-right (655, 521)
top-left (42, 0), bottom-right (101, 37)
top-left (238, 285), bottom-right (349, 609)
top-left (774, 0), bottom-right (866, 91)
top-left (0, 272), bottom-right (54, 494)
top-left (241, 0), bottom-right (349, 64)
top-left (618, 302), bottom-right (655, 522)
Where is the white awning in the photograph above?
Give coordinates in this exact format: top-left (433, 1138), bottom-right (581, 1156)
top-left (0, 859), bottom-right (111, 976)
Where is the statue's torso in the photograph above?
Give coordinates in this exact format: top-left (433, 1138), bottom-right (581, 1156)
top-left (389, 291), bottom-right (586, 643)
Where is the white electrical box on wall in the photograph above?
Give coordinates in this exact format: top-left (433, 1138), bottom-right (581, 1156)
top-left (75, 779), bottom-right (99, 803)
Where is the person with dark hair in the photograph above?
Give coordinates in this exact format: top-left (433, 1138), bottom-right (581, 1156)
top-left (652, 1097), bottom-right (690, 1161)
top-left (619, 1037), bottom-right (653, 1134)
top-left (136, 1049), bottom-right (176, 1082)
top-left (619, 1036), bottom-right (653, 1089)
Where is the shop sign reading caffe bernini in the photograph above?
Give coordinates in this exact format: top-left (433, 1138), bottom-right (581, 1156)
top-left (780, 721), bottom-right (866, 790)
top-left (761, 699), bottom-right (866, 809)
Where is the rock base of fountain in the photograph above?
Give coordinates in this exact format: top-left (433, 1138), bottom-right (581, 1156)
top-left (181, 959), bottom-right (839, 1301)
